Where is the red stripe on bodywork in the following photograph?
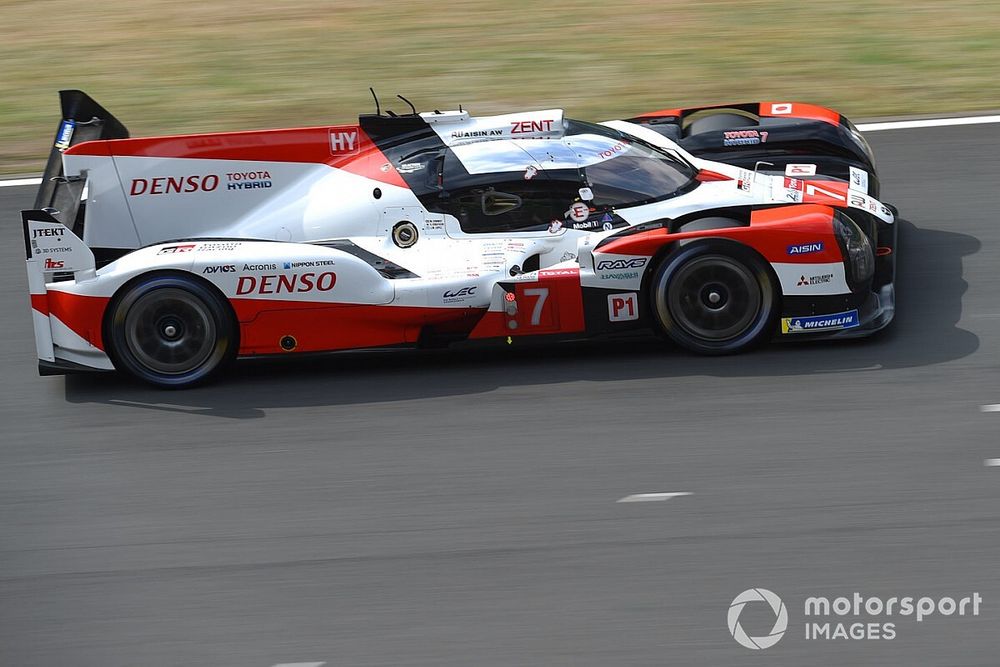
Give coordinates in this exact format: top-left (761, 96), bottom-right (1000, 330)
top-left (66, 126), bottom-right (408, 189)
top-left (759, 102), bottom-right (841, 126)
top-left (598, 205), bottom-right (843, 265)
top-left (46, 291), bottom-right (110, 350)
top-left (30, 293), bottom-right (49, 317)
top-left (231, 298), bottom-right (485, 355)
top-left (469, 269), bottom-right (585, 340)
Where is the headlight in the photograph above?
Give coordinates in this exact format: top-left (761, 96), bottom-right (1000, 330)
top-left (833, 212), bottom-right (874, 285)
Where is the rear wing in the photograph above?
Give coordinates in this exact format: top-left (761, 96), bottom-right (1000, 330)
top-left (34, 90), bottom-right (129, 233)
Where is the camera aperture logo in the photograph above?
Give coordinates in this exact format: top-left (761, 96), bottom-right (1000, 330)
top-left (728, 588), bottom-right (984, 650)
top-left (728, 588), bottom-right (788, 650)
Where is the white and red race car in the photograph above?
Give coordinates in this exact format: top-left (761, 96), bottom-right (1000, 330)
top-left (23, 90), bottom-right (896, 387)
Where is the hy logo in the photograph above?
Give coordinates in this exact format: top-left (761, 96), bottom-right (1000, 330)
top-left (728, 588), bottom-right (788, 650)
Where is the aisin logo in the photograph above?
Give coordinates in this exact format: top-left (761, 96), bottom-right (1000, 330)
top-left (728, 588), bottom-right (788, 650)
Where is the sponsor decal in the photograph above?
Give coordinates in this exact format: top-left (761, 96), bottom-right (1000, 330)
top-left (597, 140), bottom-right (630, 159)
top-left (55, 119), bottom-right (75, 150)
top-left (729, 586), bottom-right (983, 649)
top-left (784, 177), bottom-right (804, 191)
top-left (397, 162), bottom-right (425, 174)
top-left (538, 268), bottom-right (579, 278)
top-left (571, 220), bottom-right (600, 230)
top-left (197, 242), bottom-right (241, 252)
top-left (511, 118), bottom-right (555, 134)
top-left (567, 202), bottom-right (591, 223)
top-left (330, 129), bottom-right (360, 154)
top-left (786, 163), bottom-right (817, 176)
top-left (524, 165), bottom-right (538, 180)
top-left (130, 175), bottom-right (220, 196)
top-left (596, 257), bottom-right (647, 271)
top-left (846, 192), bottom-right (894, 222)
top-left (723, 129), bottom-right (768, 147)
top-left (849, 166), bottom-right (869, 193)
top-left (32, 227), bottom-right (65, 238)
top-left (608, 293), bottom-right (639, 322)
top-left (443, 286), bottom-right (478, 303)
top-left (737, 169), bottom-right (754, 192)
top-left (603, 222), bottom-right (613, 231)
top-left (202, 264), bottom-right (236, 274)
top-left (770, 102), bottom-right (793, 115)
top-left (243, 263), bottom-right (277, 271)
top-left (157, 244), bottom-right (197, 255)
top-left (235, 272), bottom-right (337, 295)
top-left (781, 309), bottom-right (860, 333)
top-left (226, 170), bottom-right (272, 191)
top-left (451, 128), bottom-right (504, 140)
top-left (282, 260), bottom-right (336, 269)
top-left (784, 177), bottom-right (805, 202)
top-left (796, 273), bottom-right (834, 286)
top-left (787, 242), bottom-right (824, 255)
top-left (548, 220), bottom-right (563, 234)
top-left (599, 271), bottom-right (640, 281)
top-left (43, 258), bottom-right (65, 270)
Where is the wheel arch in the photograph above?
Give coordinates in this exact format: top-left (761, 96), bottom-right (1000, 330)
top-left (101, 268), bottom-right (241, 363)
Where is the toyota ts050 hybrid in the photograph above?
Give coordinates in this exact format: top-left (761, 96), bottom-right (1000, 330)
top-left (22, 90), bottom-right (897, 387)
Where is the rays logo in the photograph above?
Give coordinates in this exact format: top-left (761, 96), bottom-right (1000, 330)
top-left (596, 258), bottom-right (647, 271)
top-left (728, 588), bottom-right (788, 650)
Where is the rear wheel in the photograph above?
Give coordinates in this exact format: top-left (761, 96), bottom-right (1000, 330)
top-left (650, 242), bottom-right (777, 354)
top-left (106, 274), bottom-right (237, 387)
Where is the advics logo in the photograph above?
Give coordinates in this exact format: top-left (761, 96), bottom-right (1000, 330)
top-left (728, 588), bottom-right (788, 650)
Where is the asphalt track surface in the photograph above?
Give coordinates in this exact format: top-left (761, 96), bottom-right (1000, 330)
top-left (1, 124), bottom-right (998, 667)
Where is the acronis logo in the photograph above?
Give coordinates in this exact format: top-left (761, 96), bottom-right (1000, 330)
top-left (787, 242), bottom-right (824, 255)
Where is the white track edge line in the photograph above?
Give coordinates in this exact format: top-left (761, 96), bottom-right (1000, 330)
top-left (856, 115), bottom-right (1000, 132)
top-left (0, 177), bottom-right (42, 188)
top-left (2, 113), bottom-right (999, 188)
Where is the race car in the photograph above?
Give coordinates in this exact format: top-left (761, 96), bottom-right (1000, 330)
top-left (22, 90), bottom-right (897, 387)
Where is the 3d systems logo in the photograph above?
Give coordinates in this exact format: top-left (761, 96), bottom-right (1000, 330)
top-left (728, 588), bottom-right (788, 650)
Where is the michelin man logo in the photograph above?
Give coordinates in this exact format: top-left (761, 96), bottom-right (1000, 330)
top-left (728, 588), bottom-right (788, 650)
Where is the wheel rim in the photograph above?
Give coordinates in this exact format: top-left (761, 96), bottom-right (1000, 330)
top-left (667, 254), bottom-right (762, 341)
top-left (123, 288), bottom-right (217, 375)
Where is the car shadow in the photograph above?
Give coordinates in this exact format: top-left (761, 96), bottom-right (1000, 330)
top-left (63, 220), bottom-right (979, 419)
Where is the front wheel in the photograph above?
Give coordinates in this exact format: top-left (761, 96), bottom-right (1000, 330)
top-left (105, 274), bottom-right (237, 387)
top-left (650, 242), bottom-right (778, 354)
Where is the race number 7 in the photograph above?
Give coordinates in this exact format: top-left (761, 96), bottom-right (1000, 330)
top-left (522, 288), bottom-right (549, 326)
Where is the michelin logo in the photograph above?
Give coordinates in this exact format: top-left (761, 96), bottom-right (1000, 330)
top-left (782, 309), bottom-right (860, 334)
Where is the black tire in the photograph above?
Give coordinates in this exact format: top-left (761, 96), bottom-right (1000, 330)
top-left (685, 112), bottom-right (757, 137)
top-left (105, 273), bottom-right (237, 387)
top-left (650, 241), bottom-right (778, 354)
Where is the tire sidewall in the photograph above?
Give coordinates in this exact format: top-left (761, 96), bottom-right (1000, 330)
top-left (105, 273), bottom-right (237, 387)
top-left (650, 241), bottom-right (779, 354)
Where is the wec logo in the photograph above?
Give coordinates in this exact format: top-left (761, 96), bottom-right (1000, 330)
top-left (596, 258), bottom-right (647, 271)
top-left (443, 286), bottom-right (477, 299)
